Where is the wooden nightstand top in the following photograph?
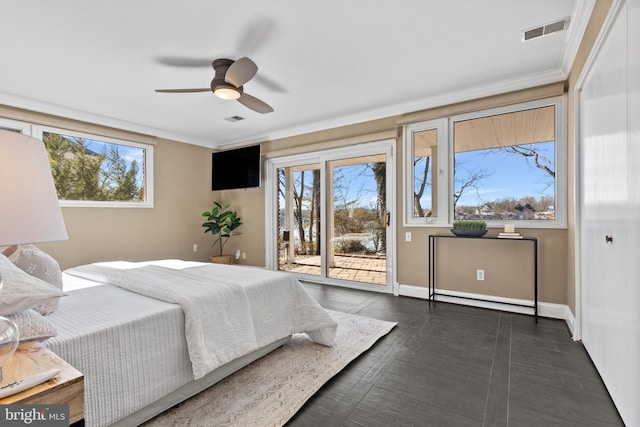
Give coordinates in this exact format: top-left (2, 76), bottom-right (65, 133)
top-left (0, 341), bottom-right (84, 423)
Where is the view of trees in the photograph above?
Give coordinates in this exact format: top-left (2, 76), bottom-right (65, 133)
top-left (455, 195), bottom-right (555, 220)
top-left (44, 132), bottom-right (144, 202)
top-left (279, 160), bottom-right (386, 259)
top-left (332, 162), bottom-right (385, 255)
top-left (413, 155), bottom-right (431, 217)
top-left (414, 142), bottom-right (556, 221)
top-left (453, 143), bottom-right (555, 220)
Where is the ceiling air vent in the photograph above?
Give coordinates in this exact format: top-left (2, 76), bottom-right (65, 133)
top-left (521, 17), bottom-right (570, 42)
top-left (225, 115), bottom-right (245, 122)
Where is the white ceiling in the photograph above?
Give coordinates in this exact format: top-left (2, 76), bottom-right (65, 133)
top-left (1, 1), bottom-right (593, 149)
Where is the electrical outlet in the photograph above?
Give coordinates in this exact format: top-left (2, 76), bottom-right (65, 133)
top-left (242, 252), bottom-right (247, 260)
top-left (477, 269), bottom-right (485, 281)
top-left (235, 249), bottom-right (241, 260)
top-left (192, 244), bottom-right (198, 252)
top-left (405, 232), bottom-right (412, 242)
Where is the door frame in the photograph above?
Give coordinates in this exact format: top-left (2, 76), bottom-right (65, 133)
top-left (264, 139), bottom-right (396, 294)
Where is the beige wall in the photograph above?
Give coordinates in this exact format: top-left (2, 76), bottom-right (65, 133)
top-left (213, 186), bottom-right (265, 266)
top-left (434, 238), bottom-right (536, 300)
top-left (398, 227), bottom-right (567, 304)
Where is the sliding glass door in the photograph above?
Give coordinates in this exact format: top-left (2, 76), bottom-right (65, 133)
top-left (266, 140), bottom-right (394, 293)
top-left (277, 162), bottom-right (322, 279)
top-left (327, 155), bottom-right (387, 285)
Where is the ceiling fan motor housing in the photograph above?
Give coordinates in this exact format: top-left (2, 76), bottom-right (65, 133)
top-left (211, 59), bottom-right (243, 97)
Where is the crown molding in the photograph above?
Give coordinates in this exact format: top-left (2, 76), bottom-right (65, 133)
top-left (561, 0), bottom-right (597, 77)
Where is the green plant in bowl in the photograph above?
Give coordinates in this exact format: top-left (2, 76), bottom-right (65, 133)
top-left (451, 220), bottom-right (487, 237)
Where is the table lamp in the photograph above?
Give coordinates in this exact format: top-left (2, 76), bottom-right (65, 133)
top-left (0, 129), bottom-right (68, 380)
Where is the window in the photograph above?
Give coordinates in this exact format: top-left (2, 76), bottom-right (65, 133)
top-left (404, 97), bottom-right (566, 228)
top-left (404, 118), bottom-right (447, 224)
top-left (34, 126), bottom-right (154, 207)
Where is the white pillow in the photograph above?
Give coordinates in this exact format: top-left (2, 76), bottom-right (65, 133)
top-left (6, 245), bottom-right (64, 315)
top-left (7, 309), bottom-right (57, 342)
top-left (0, 254), bottom-right (66, 316)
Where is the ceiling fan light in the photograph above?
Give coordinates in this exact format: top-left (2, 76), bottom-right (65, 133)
top-left (215, 87), bottom-right (241, 100)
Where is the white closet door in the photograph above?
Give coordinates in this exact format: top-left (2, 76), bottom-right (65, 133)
top-left (626, 0), bottom-right (640, 423)
top-left (579, 1), bottom-right (639, 425)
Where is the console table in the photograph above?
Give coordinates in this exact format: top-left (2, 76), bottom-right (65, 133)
top-left (428, 234), bottom-right (538, 322)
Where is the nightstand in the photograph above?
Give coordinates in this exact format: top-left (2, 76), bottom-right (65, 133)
top-left (0, 341), bottom-right (84, 423)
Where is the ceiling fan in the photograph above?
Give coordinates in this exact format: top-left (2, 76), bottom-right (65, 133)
top-left (155, 57), bottom-right (274, 114)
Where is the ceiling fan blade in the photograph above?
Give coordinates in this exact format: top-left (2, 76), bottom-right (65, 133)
top-left (226, 57), bottom-right (258, 87)
top-left (254, 74), bottom-right (286, 93)
top-left (155, 88), bottom-right (212, 93)
top-left (155, 56), bottom-right (211, 68)
top-left (237, 93), bottom-right (274, 114)
top-left (235, 17), bottom-right (276, 55)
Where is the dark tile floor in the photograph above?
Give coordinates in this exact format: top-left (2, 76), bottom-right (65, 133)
top-left (288, 283), bottom-right (623, 427)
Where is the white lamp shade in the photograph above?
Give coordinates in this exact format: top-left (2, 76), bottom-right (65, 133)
top-left (0, 130), bottom-right (68, 246)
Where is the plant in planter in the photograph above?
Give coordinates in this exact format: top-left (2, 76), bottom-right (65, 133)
top-left (201, 202), bottom-right (242, 264)
top-left (451, 220), bottom-right (487, 237)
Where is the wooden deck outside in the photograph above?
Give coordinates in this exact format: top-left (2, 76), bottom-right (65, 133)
top-left (281, 254), bottom-right (386, 285)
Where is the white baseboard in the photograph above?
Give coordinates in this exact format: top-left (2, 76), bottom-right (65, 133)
top-left (565, 308), bottom-right (577, 339)
top-left (398, 284), bottom-right (574, 328)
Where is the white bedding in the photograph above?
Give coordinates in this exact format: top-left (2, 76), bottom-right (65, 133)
top-left (65, 260), bottom-right (338, 379)
top-left (45, 280), bottom-right (190, 426)
top-left (45, 260), bottom-right (338, 426)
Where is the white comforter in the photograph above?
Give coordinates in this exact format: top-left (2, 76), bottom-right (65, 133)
top-left (65, 260), bottom-right (338, 379)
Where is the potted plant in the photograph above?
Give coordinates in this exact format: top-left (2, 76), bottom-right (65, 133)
top-left (201, 202), bottom-right (242, 264)
top-left (451, 220), bottom-right (487, 237)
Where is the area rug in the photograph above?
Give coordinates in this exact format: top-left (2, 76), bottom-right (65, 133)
top-left (143, 310), bottom-right (396, 427)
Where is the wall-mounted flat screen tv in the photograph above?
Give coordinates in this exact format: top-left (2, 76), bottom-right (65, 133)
top-left (211, 144), bottom-right (261, 191)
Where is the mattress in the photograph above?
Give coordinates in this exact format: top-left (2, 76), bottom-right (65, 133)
top-left (45, 277), bottom-right (192, 426)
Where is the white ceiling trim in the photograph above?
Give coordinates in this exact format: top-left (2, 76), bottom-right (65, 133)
top-left (0, 91), bottom-right (206, 146)
top-left (560, 0), bottom-right (597, 76)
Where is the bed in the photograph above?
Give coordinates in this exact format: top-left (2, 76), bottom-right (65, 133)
top-left (40, 259), bottom-right (338, 427)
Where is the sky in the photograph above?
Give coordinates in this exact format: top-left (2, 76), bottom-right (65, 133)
top-left (417, 142), bottom-right (555, 209)
top-left (453, 142), bottom-right (555, 206)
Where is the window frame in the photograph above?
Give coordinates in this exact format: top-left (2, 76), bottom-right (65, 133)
top-left (0, 117), bottom-right (32, 135)
top-left (403, 118), bottom-right (448, 226)
top-left (32, 125), bottom-right (154, 208)
top-left (403, 96), bottom-right (567, 228)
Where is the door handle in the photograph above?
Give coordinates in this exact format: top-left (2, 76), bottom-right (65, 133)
top-left (605, 235), bottom-right (613, 244)
top-left (385, 211), bottom-right (390, 227)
